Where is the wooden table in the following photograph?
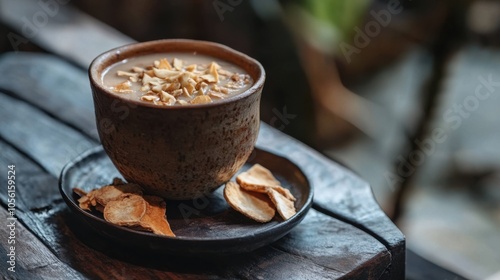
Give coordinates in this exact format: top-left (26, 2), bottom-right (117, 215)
top-left (0, 2), bottom-right (404, 278)
top-left (0, 52), bottom-right (404, 279)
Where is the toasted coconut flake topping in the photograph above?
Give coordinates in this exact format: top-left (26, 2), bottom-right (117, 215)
top-left (111, 57), bottom-right (252, 106)
top-left (112, 80), bottom-right (133, 93)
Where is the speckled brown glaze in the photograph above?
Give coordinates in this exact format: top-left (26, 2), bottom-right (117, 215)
top-left (89, 39), bottom-right (265, 200)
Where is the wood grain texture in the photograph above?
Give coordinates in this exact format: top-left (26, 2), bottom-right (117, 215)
top-left (0, 53), bottom-right (98, 139)
top-left (0, 92), bottom-right (97, 176)
top-left (0, 52), bottom-right (401, 279)
top-left (0, 207), bottom-right (84, 280)
top-left (0, 140), bottom-right (389, 279)
top-left (0, 0), bottom-right (134, 67)
top-left (0, 140), bottom-right (60, 212)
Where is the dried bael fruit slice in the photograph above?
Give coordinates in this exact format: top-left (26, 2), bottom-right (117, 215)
top-left (267, 189), bottom-right (296, 220)
top-left (73, 178), bottom-right (143, 213)
top-left (94, 183), bottom-right (143, 207)
top-left (139, 195), bottom-right (175, 237)
top-left (236, 164), bottom-right (296, 201)
top-left (73, 187), bottom-right (87, 197)
top-left (224, 181), bottom-right (275, 223)
top-left (73, 179), bottom-right (177, 236)
top-left (73, 188), bottom-right (99, 211)
top-left (103, 194), bottom-right (147, 226)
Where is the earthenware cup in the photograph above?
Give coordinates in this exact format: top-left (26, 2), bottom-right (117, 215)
top-left (89, 39), bottom-right (265, 200)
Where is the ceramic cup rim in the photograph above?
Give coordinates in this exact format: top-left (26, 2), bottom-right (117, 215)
top-left (89, 39), bottom-right (265, 110)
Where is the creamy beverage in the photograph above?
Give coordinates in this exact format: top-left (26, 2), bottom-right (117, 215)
top-left (102, 52), bottom-right (253, 105)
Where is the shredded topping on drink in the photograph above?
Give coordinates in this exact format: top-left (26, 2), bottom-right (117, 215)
top-left (111, 57), bottom-right (252, 105)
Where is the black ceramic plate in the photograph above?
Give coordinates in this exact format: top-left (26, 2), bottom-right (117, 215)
top-left (59, 146), bottom-right (313, 256)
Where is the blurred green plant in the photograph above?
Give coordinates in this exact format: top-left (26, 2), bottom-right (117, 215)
top-left (284, 0), bottom-right (370, 54)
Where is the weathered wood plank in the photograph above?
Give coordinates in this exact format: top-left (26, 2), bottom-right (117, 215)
top-left (31, 203), bottom-right (389, 280)
top-left (0, 176), bottom-right (383, 280)
top-left (0, 53), bottom-right (98, 139)
top-left (273, 210), bottom-right (390, 279)
top-left (0, 0), bottom-right (134, 67)
top-left (0, 141), bottom-right (59, 212)
top-left (0, 207), bottom-right (84, 279)
top-left (0, 132), bottom-right (389, 279)
top-left (63, 209), bottom-right (353, 280)
top-left (0, 92), bottom-right (97, 176)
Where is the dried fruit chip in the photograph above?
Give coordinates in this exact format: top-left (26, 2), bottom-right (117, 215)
top-left (77, 195), bottom-right (92, 211)
top-left (74, 188), bottom-right (98, 211)
top-left (267, 189), bottom-right (296, 220)
top-left (73, 187), bottom-right (87, 197)
top-left (75, 180), bottom-right (176, 236)
top-left (94, 183), bottom-right (143, 207)
top-left (224, 181), bottom-right (275, 223)
top-left (95, 204), bottom-right (105, 213)
top-left (104, 194), bottom-right (147, 226)
top-left (236, 164), bottom-right (296, 201)
top-left (73, 178), bottom-right (142, 212)
top-left (139, 195), bottom-right (175, 237)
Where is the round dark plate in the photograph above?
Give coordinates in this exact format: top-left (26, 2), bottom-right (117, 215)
top-left (59, 146), bottom-right (313, 256)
